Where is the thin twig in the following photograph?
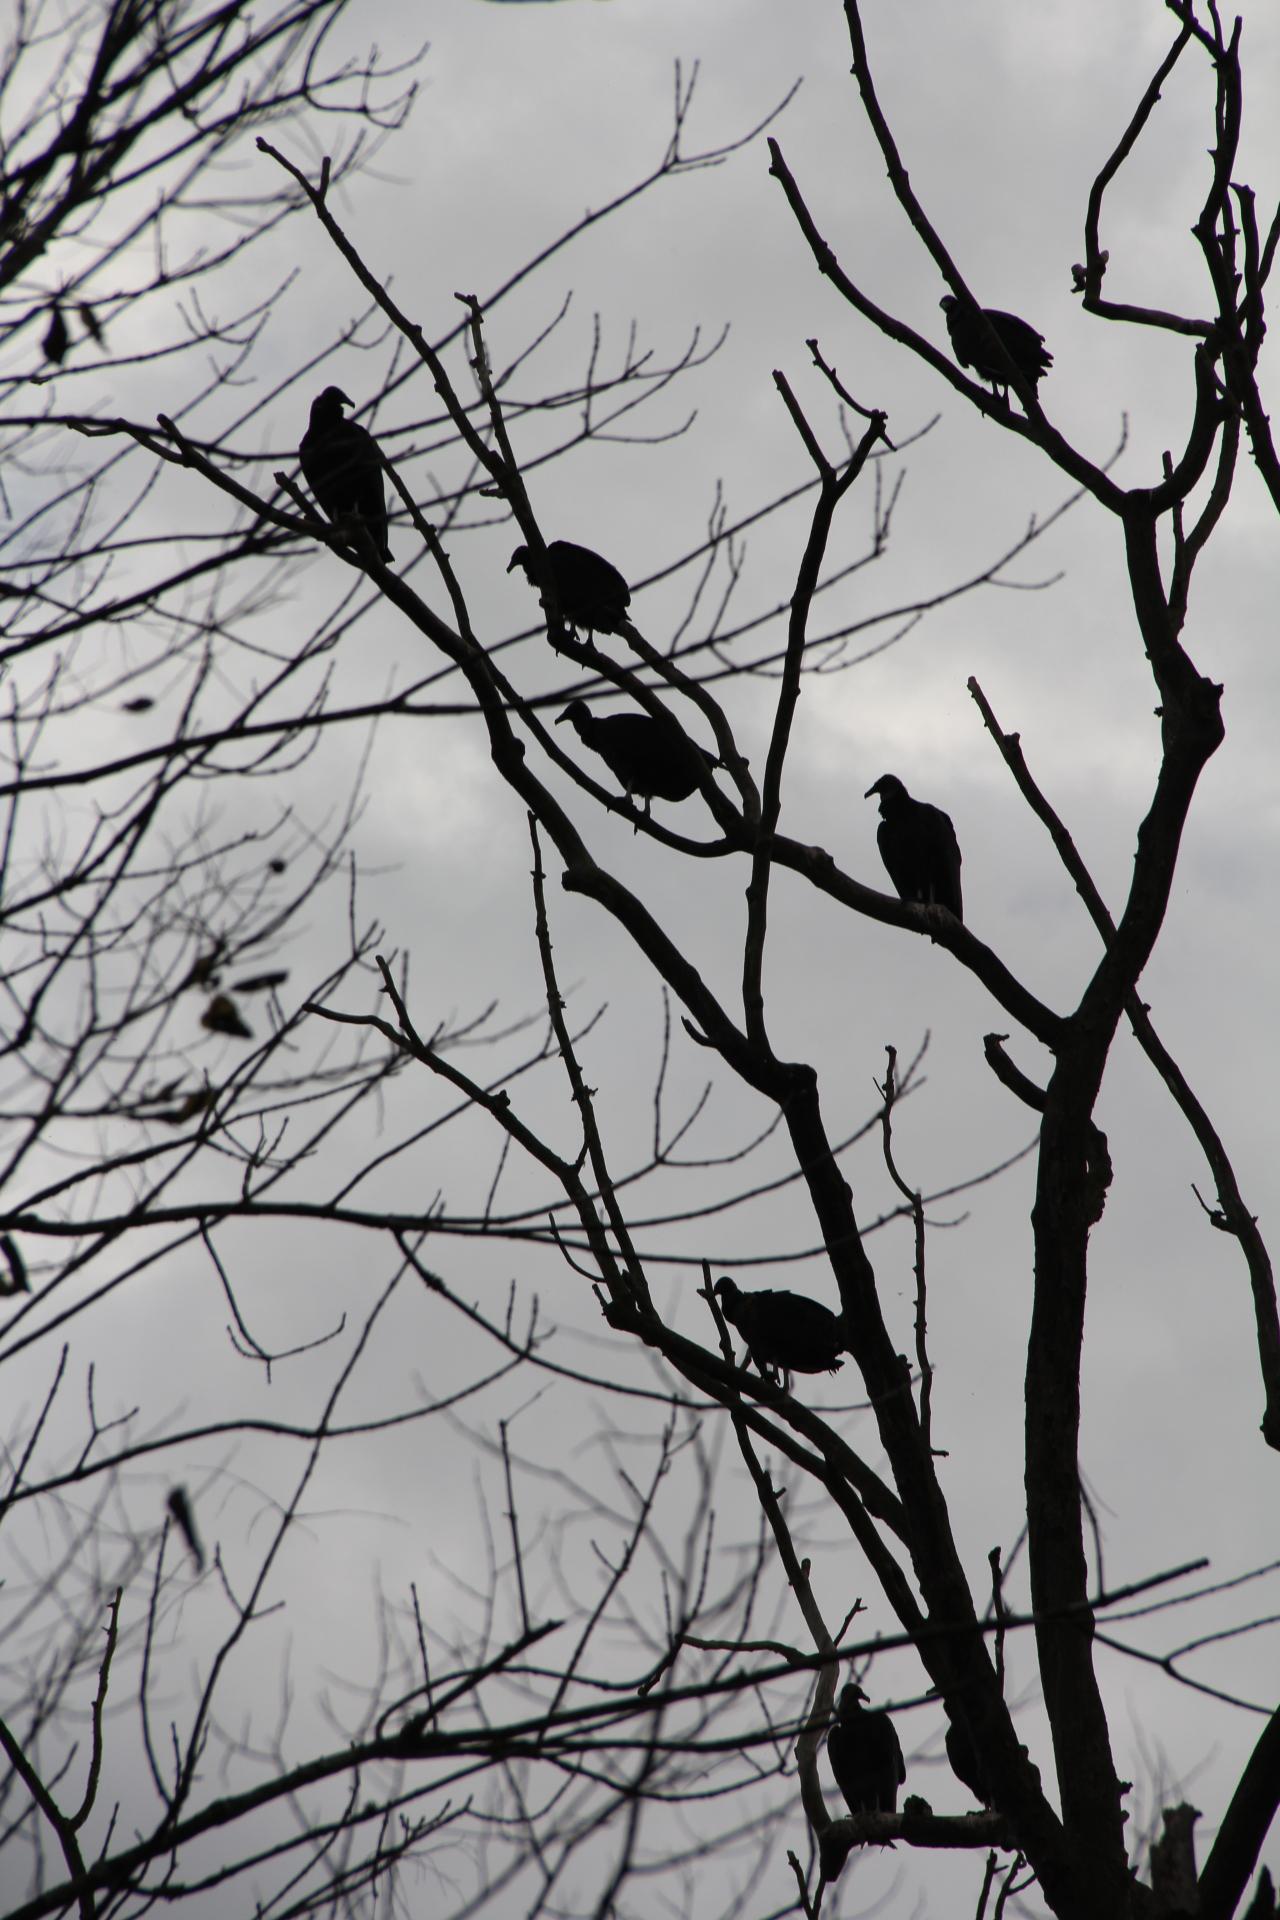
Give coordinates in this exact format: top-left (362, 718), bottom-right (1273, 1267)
top-left (498, 1419), bottom-right (530, 1636)
top-left (527, 817), bottom-right (651, 1314)
top-left (877, 1045), bottom-right (934, 1451)
top-left (989, 1548), bottom-right (1008, 1698)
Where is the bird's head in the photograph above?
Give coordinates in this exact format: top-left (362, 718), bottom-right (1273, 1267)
top-left (508, 545), bottom-right (535, 579)
top-left (865, 774), bottom-right (907, 807)
top-left (835, 1682), bottom-right (869, 1718)
top-left (939, 294), bottom-right (959, 316)
top-left (712, 1276), bottom-right (742, 1315)
top-left (556, 700), bottom-right (590, 731)
top-left (311, 386), bottom-right (354, 425)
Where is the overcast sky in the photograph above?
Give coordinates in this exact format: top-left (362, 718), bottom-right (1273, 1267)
top-left (8, 1), bottom-right (1280, 1913)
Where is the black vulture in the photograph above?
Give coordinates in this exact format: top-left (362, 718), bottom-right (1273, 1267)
top-left (827, 1683), bottom-right (906, 1817)
top-left (234, 969), bottom-right (290, 994)
top-left (865, 774), bottom-right (963, 921)
top-left (945, 1715), bottom-right (991, 1806)
top-left (299, 386), bottom-right (392, 562)
top-left (556, 699), bottom-right (713, 814)
top-left (940, 295), bottom-right (1052, 400)
top-left (509, 539), bottom-right (631, 637)
top-left (713, 1276), bottom-right (847, 1381)
top-left (201, 992), bottom-right (252, 1040)
top-left (166, 1486), bottom-right (205, 1571)
top-left (42, 302), bottom-right (69, 365)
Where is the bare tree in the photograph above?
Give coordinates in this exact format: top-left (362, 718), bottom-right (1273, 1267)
top-left (2, 2), bottom-right (1278, 1917)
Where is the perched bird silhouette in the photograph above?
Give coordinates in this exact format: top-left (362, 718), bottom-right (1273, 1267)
top-left (42, 302), bottom-right (69, 365)
top-left (166, 1486), bottom-right (205, 1571)
top-left (828, 1683), bottom-right (906, 1817)
top-left (299, 386), bottom-right (392, 562)
top-left (713, 1276), bottom-right (847, 1381)
top-left (556, 699), bottom-right (714, 815)
top-left (940, 295), bottom-right (1052, 400)
top-left (945, 1714), bottom-right (991, 1806)
top-left (201, 992), bottom-right (252, 1040)
top-left (509, 540), bottom-right (630, 637)
top-left (865, 775), bottom-right (963, 921)
top-left (235, 969), bottom-right (289, 994)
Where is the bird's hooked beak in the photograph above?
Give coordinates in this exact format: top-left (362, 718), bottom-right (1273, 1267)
top-left (864, 780), bottom-right (882, 800)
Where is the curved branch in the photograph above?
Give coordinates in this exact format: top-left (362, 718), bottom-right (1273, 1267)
top-left (1197, 1706), bottom-right (1280, 1920)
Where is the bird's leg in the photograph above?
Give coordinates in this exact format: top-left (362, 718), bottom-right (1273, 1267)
top-left (626, 793), bottom-right (650, 837)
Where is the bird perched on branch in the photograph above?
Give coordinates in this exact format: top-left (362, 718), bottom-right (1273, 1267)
top-left (166, 1486), bottom-right (205, 1571)
top-left (509, 539), bottom-right (631, 637)
top-left (300, 386), bottom-right (392, 562)
top-left (865, 774), bottom-right (963, 921)
top-left (940, 295), bottom-right (1052, 401)
top-left (42, 302), bottom-right (69, 365)
top-left (201, 992), bottom-right (252, 1040)
top-left (713, 1276), bottom-right (848, 1381)
top-left (828, 1683), bottom-right (906, 1817)
top-left (556, 699), bottom-right (714, 816)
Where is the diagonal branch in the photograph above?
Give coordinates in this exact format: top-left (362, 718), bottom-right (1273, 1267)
top-left (968, 676), bottom-right (1280, 1449)
top-left (742, 385), bottom-right (884, 1049)
top-left (1196, 1704), bottom-right (1280, 1920)
top-left (1078, 21), bottom-right (1204, 331)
